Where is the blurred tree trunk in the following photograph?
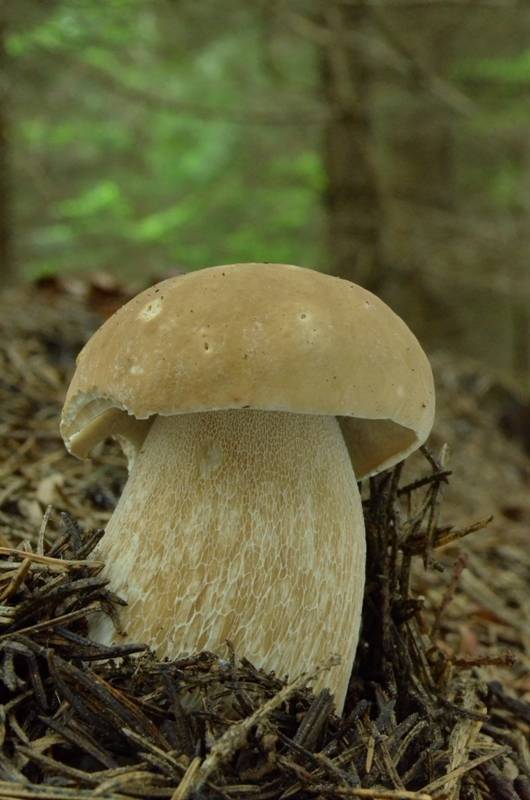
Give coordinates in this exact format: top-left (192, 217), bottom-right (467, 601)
top-left (512, 226), bottom-right (530, 385)
top-left (390, 104), bottom-right (454, 212)
top-left (320, 4), bottom-right (384, 291)
top-left (0, 10), bottom-right (13, 285)
top-left (386, 12), bottom-right (457, 213)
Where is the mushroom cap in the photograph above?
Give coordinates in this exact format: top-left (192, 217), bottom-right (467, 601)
top-left (61, 263), bottom-right (435, 478)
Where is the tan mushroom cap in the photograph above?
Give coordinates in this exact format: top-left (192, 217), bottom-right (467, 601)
top-left (61, 263), bottom-right (435, 478)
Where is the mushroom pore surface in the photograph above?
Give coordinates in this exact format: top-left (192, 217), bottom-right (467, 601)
top-left (91, 408), bottom-right (365, 710)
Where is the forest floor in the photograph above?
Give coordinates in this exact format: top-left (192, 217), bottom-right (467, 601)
top-left (0, 277), bottom-right (529, 800)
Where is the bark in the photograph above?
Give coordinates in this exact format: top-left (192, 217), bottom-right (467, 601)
top-left (320, 4), bottom-right (384, 291)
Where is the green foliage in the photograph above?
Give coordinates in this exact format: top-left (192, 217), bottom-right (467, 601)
top-left (457, 50), bottom-right (530, 85)
top-left (8, 0), bottom-right (530, 286)
top-left (10, 0), bottom-right (324, 280)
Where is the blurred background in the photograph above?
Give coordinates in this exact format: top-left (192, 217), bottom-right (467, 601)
top-left (0, 0), bottom-right (529, 392)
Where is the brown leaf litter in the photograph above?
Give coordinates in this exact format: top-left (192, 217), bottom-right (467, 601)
top-left (0, 280), bottom-right (528, 799)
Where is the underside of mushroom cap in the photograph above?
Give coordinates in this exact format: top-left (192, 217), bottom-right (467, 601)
top-left (61, 263), bottom-right (435, 478)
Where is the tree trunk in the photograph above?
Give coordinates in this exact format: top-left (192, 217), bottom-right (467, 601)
top-left (0, 9), bottom-right (13, 286)
top-left (320, 4), bottom-right (384, 291)
top-left (385, 11), bottom-right (457, 214)
top-left (512, 224), bottom-right (530, 388)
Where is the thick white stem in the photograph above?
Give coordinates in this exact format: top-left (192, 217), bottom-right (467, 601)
top-left (92, 409), bottom-right (365, 711)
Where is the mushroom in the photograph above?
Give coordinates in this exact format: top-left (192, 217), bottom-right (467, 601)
top-left (60, 263), bottom-right (434, 711)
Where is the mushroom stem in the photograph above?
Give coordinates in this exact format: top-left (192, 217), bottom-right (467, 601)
top-left (92, 409), bottom-right (365, 710)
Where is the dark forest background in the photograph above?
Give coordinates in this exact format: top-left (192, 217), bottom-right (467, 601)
top-left (1, 0), bottom-right (529, 391)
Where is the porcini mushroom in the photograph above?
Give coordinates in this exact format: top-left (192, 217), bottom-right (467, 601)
top-left (60, 263), bottom-right (434, 711)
